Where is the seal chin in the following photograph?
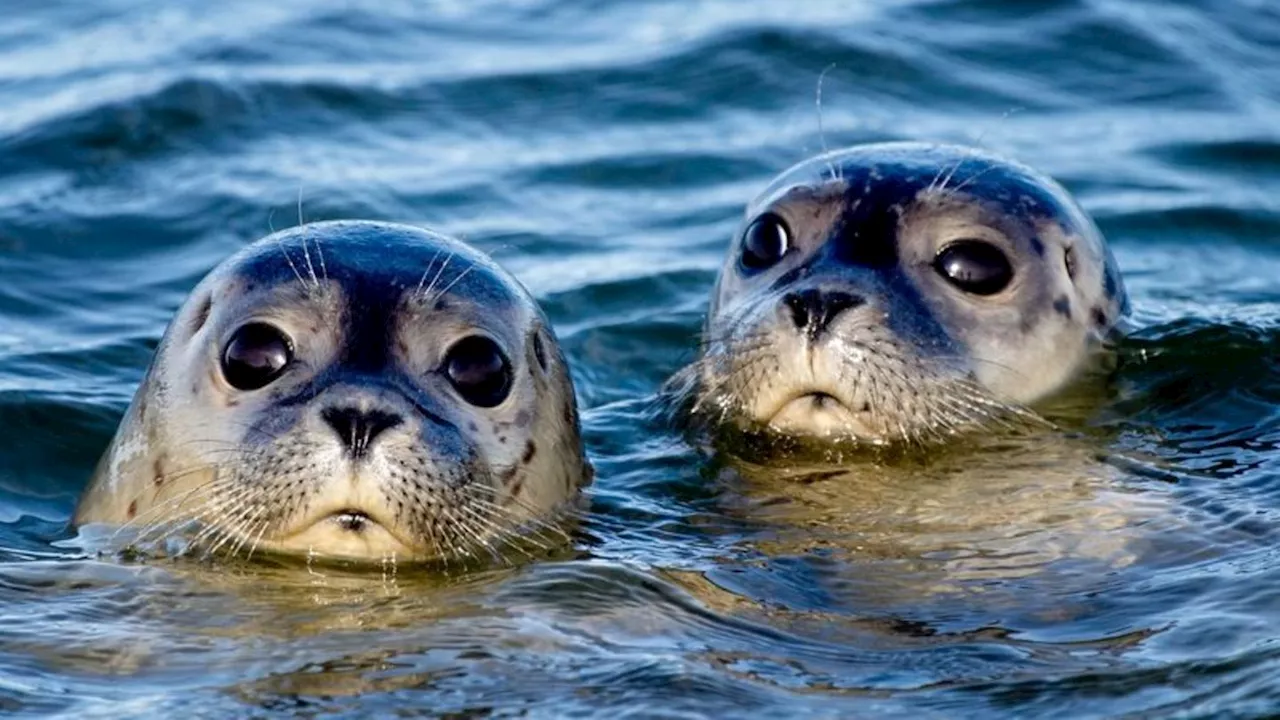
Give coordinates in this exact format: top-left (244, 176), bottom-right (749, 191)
top-left (273, 505), bottom-right (419, 559)
top-left (761, 388), bottom-right (883, 441)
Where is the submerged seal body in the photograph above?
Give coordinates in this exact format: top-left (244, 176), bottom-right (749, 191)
top-left (691, 141), bottom-right (1128, 448)
top-left (75, 220), bottom-right (589, 563)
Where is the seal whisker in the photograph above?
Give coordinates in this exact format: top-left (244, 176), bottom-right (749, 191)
top-left (208, 501), bottom-right (271, 559)
top-left (182, 485), bottom-right (259, 551)
top-left (456, 486), bottom-right (561, 540)
top-left (430, 259), bottom-right (478, 306)
top-left (462, 484), bottom-right (577, 544)
top-left (273, 238), bottom-right (308, 290)
top-left (238, 512), bottom-right (277, 563)
top-left (127, 490), bottom-right (218, 547)
top-left (814, 62), bottom-right (839, 181)
top-left (299, 235), bottom-right (320, 290)
top-left (439, 506), bottom-right (509, 566)
top-left (452, 502), bottom-right (547, 560)
top-left (131, 478), bottom-right (257, 551)
top-left (415, 249), bottom-right (445, 296)
top-left (314, 231), bottom-right (328, 282)
top-left (110, 464), bottom-right (229, 540)
top-left (418, 251), bottom-right (453, 301)
top-left (220, 490), bottom-right (280, 560)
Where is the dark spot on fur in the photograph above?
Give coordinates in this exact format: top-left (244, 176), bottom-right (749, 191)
top-left (522, 440), bottom-right (537, 464)
top-left (191, 295), bottom-right (212, 335)
top-left (498, 435), bottom-right (507, 444)
top-left (1092, 306), bottom-right (1108, 328)
top-left (153, 457), bottom-right (165, 486)
top-left (1064, 246), bottom-right (1077, 281)
top-left (1030, 236), bottom-right (1045, 257)
top-left (135, 394), bottom-right (148, 424)
top-left (514, 409), bottom-right (532, 428)
top-left (508, 474), bottom-right (524, 498)
top-left (127, 500), bottom-right (137, 519)
top-left (468, 421), bottom-right (479, 433)
top-left (533, 332), bottom-right (548, 372)
top-left (1053, 295), bottom-right (1071, 318)
top-left (433, 299), bottom-right (450, 312)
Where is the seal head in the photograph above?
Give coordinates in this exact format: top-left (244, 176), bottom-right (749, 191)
top-left (694, 142), bottom-right (1128, 448)
top-left (75, 220), bottom-right (588, 563)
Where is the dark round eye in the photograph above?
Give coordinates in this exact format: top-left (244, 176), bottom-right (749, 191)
top-left (221, 322), bottom-right (293, 391)
top-left (444, 335), bottom-right (513, 408)
top-left (739, 213), bottom-right (791, 271)
top-left (932, 240), bottom-right (1014, 295)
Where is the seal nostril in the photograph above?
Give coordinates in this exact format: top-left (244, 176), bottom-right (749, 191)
top-left (783, 289), bottom-right (865, 336)
top-left (822, 291), bottom-right (864, 323)
top-left (784, 290), bottom-right (815, 330)
top-left (321, 407), bottom-right (403, 459)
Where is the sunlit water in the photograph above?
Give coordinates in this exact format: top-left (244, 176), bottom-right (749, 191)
top-left (1, 0), bottom-right (1278, 716)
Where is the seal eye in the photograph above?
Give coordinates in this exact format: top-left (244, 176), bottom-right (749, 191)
top-left (740, 213), bottom-right (791, 271)
top-left (933, 240), bottom-right (1013, 296)
top-left (221, 322), bottom-right (293, 391)
top-left (444, 335), bottom-right (513, 408)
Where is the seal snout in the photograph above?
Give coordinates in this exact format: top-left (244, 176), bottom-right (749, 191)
top-left (321, 405), bottom-right (404, 460)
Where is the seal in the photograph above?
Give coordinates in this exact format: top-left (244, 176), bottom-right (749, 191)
top-left (689, 141), bottom-right (1128, 449)
top-left (74, 220), bottom-right (589, 564)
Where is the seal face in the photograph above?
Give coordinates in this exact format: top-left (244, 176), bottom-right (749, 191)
top-left (75, 220), bottom-right (589, 563)
top-left (692, 142), bottom-right (1128, 448)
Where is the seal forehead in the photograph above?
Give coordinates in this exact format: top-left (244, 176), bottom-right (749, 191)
top-left (754, 142), bottom-right (1088, 236)
top-left (230, 220), bottom-right (524, 307)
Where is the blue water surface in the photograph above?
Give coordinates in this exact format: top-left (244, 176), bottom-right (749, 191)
top-left (0, 0), bottom-right (1279, 717)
